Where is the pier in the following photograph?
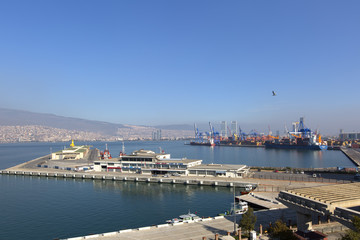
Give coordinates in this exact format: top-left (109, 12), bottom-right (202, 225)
top-left (236, 193), bottom-right (286, 210)
top-left (0, 169), bottom-right (256, 188)
top-left (63, 208), bottom-right (297, 240)
top-left (340, 147), bottom-right (360, 167)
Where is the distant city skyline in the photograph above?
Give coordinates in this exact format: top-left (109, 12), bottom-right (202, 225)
top-left (0, 0), bottom-right (359, 135)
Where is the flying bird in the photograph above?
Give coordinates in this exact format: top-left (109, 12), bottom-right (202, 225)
top-left (272, 91), bottom-right (277, 96)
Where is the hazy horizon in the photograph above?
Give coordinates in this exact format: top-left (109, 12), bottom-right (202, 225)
top-left (0, 1), bottom-right (359, 135)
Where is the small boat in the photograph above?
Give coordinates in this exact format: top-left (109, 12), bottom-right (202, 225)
top-left (232, 201), bottom-right (248, 214)
top-left (219, 201), bottom-right (248, 216)
top-left (166, 211), bottom-right (200, 223)
top-left (240, 184), bottom-right (256, 195)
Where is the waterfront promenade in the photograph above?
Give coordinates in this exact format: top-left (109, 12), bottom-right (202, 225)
top-left (64, 209), bottom-right (296, 240)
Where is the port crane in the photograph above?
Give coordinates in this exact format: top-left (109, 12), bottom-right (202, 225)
top-left (209, 122), bottom-right (220, 145)
top-left (238, 126), bottom-right (247, 141)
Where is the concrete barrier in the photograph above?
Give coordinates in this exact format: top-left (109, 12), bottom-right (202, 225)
top-left (138, 226), bottom-right (151, 231)
top-left (172, 222), bottom-right (184, 226)
top-left (101, 231), bottom-right (117, 236)
top-left (84, 234), bottom-right (100, 239)
top-left (214, 216), bottom-right (224, 219)
top-left (66, 237), bottom-right (84, 240)
top-left (119, 229), bottom-right (133, 233)
top-left (201, 218), bottom-right (212, 222)
top-left (157, 224), bottom-right (170, 228)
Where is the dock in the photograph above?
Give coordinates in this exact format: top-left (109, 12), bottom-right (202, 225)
top-left (236, 193), bottom-right (286, 210)
top-left (0, 169), bottom-right (256, 189)
top-left (340, 147), bottom-right (360, 167)
top-left (63, 208), bottom-right (297, 240)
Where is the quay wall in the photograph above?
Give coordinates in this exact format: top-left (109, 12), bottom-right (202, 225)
top-left (0, 170), bottom-right (254, 188)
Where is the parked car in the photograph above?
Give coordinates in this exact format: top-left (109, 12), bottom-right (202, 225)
top-left (172, 173), bottom-right (180, 177)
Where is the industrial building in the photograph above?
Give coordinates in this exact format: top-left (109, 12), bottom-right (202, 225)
top-left (339, 129), bottom-right (360, 140)
top-left (93, 149), bottom-right (249, 178)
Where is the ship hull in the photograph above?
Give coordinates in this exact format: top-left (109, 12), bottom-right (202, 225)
top-left (190, 142), bottom-right (215, 146)
top-left (265, 143), bottom-right (328, 150)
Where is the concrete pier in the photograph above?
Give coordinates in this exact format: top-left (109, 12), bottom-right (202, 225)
top-left (0, 169), bottom-right (256, 188)
top-left (341, 147), bottom-right (360, 167)
top-left (63, 208), bottom-right (297, 240)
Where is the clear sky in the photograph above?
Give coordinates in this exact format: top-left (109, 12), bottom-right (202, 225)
top-left (0, 0), bottom-right (359, 135)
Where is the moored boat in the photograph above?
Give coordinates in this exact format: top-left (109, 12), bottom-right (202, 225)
top-left (166, 211), bottom-right (200, 223)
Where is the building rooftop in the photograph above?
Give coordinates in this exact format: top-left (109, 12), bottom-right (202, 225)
top-left (189, 164), bottom-right (247, 171)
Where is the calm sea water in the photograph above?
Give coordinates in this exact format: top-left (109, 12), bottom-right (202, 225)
top-left (0, 141), bottom-right (355, 240)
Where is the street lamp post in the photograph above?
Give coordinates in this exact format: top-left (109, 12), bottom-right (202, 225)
top-left (233, 185), bottom-right (237, 234)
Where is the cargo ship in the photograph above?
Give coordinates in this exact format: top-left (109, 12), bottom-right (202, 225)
top-left (265, 117), bottom-right (328, 150)
top-left (265, 140), bottom-right (328, 150)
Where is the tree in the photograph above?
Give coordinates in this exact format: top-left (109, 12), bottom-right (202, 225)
top-left (342, 216), bottom-right (360, 240)
top-left (239, 207), bottom-right (257, 236)
top-left (268, 220), bottom-right (296, 240)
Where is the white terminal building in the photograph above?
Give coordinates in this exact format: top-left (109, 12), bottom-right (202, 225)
top-left (93, 149), bottom-right (249, 178)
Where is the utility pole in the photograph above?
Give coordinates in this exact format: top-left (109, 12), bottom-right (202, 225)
top-left (233, 185), bottom-right (237, 234)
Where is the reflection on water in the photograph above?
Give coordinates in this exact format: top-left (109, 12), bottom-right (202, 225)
top-left (0, 141), bottom-right (356, 240)
top-left (0, 174), bottom-right (234, 240)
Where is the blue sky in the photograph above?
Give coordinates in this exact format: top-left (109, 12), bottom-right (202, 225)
top-left (0, 0), bottom-right (359, 135)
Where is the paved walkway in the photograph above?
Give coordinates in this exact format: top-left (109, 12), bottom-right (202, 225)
top-left (66, 209), bottom-right (297, 240)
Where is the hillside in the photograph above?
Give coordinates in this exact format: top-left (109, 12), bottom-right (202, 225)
top-left (0, 108), bottom-right (127, 135)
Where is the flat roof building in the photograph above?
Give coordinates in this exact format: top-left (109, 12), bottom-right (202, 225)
top-left (93, 149), bottom-right (249, 178)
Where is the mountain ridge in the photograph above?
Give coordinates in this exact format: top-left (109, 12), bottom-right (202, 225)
top-left (0, 108), bottom-right (193, 134)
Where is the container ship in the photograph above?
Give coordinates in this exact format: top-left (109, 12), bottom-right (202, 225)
top-left (265, 117), bottom-right (328, 150)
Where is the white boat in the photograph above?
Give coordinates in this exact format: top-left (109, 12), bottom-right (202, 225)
top-left (232, 201), bottom-right (248, 214)
top-left (166, 211), bottom-right (200, 223)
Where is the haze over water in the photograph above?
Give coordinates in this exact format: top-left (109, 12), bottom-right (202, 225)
top-left (0, 141), bottom-right (355, 240)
